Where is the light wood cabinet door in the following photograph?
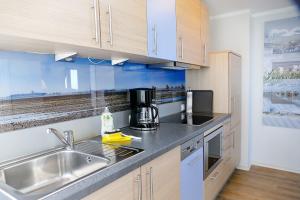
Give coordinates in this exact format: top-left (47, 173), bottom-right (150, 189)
top-left (229, 53), bottom-right (242, 128)
top-left (141, 147), bottom-right (180, 200)
top-left (176, 0), bottom-right (202, 65)
top-left (205, 160), bottom-right (228, 200)
top-left (0, 0), bottom-right (100, 48)
top-left (83, 168), bottom-right (142, 200)
top-left (99, 0), bottom-right (147, 56)
top-left (232, 124), bottom-right (241, 167)
top-left (200, 52), bottom-right (230, 113)
top-left (147, 0), bottom-right (177, 60)
top-left (200, 1), bottom-right (209, 66)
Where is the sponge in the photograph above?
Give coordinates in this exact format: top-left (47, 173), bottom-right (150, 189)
top-left (101, 131), bottom-right (132, 143)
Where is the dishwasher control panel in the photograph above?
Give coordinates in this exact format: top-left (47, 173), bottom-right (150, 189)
top-left (181, 134), bottom-right (203, 160)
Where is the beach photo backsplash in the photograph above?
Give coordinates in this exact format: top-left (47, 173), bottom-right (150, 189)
top-left (0, 51), bottom-right (186, 133)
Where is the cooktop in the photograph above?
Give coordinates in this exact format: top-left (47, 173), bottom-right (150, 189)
top-left (160, 112), bottom-right (215, 126)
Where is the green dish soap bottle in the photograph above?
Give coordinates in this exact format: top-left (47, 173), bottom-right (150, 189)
top-left (100, 107), bottom-right (114, 136)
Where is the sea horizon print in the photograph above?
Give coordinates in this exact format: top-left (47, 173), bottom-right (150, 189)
top-left (0, 51), bottom-right (186, 133)
top-left (263, 16), bottom-right (300, 129)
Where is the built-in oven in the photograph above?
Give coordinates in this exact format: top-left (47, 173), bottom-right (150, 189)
top-left (204, 124), bottom-right (223, 178)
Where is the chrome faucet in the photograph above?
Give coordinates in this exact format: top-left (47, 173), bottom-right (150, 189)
top-left (46, 128), bottom-right (74, 150)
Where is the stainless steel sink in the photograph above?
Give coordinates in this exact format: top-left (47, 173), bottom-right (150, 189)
top-left (0, 150), bottom-right (109, 196)
top-left (0, 138), bottom-right (143, 199)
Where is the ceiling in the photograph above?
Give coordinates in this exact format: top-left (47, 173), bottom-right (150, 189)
top-left (206, 0), bottom-right (296, 16)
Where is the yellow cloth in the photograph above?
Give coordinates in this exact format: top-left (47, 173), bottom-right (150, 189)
top-left (101, 132), bottom-right (132, 143)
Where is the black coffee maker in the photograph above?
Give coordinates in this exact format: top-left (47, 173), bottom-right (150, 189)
top-left (129, 88), bottom-right (159, 131)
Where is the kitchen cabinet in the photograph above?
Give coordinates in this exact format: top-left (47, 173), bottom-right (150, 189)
top-left (196, 51), bottom-right (242, 133)
top-left (232, 124), bottom-right (241, 166)
top-left (205, 158), bottom-right (228, 200)
top-left (83, 168), bottom-right (141, 200)
top-left (147, 0), bottom-right (209, 65)
top-left (176, 0), bottom-right (202, 65)
top-left (200, 51), bottom-right (242, 200)
top-left (207, 51), bottom-right (242, 166)
top-left (0, 0), bottom-right (147, 58)
top-left (0, 0), bottom-right (101, 48)
top-left (147, 0), bottom-right (177, 60)
top-left (83, 146), bottom-right (180, 200)
top-left (200, 1), bottom-right (209, 66)
top-left (229, 53), bottom-right (242, 128)
top-left (99, 0), bottom-right (147, 56)
top-left (205, 120), bottom-right (236, 200)
top-left (141, 146), bottom-right (180, 200)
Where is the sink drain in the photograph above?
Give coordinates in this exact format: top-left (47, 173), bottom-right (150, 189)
top-left (86, 156), bottom-right (93, 163)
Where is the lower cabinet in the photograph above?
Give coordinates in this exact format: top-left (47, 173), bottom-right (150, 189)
top-left (83, 146), bottom-right (180, 200)
top-left (83, 168), bottom-right (141, 200)
top-left (205, 120), bottom-right (237, 200)
top-left (141, 146), bottom-right (180, 200)
top-left (232, 124), bottom-right (241, 167)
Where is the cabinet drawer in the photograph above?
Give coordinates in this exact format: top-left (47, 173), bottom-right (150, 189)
top-left (205, 152), bottom-right (235, 200)
top-left (223, 121), bottom-right (231, 138)
top-left (205, 161), bottom-right (227, 200)
top-left (223, 133), bottom-right (233, 152)
top-left (223, 144), bottom-right (233, 159)
top-left (222, 155), bottom-right (235, 181)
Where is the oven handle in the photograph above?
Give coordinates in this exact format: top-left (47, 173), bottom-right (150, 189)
top-left (204, 126), bottom-right (223, 143)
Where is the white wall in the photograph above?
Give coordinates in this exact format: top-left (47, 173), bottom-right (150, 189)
top-left (251, 7), bottom-right (300, 173)
top-left (189, 11), bottom-right (252, 170)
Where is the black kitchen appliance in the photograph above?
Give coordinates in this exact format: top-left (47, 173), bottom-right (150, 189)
top-left (187, 90), bottom-right (213, 114)
top-left (129, 88), bottom-right (159, 131)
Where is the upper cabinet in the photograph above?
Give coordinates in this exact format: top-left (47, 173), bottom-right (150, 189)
top-left (200, 0), bottom-right (209, 66)
top-left (99, 0), bottom-right (147, 56)
top-left (147, 0), bottom-right (177, 60)
top-left (0, 0), bottom-right (100, 48)
top-left (0, 0), bottom-right (208, 63)
top-left (147, 0), bottom-right (209, 66)
top-left (176, 0), bottom-right (202, 65)
top-left (0, 0), bottom-right (147, 57)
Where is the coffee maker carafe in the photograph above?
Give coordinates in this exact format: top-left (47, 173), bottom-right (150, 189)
top-left (129, 88), bottom-right (159, 131)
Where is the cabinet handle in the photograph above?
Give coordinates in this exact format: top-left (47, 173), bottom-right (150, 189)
top-left (135, 174), bottom-right (142, 200)
top-left (203, 43), bottom-right (206, 64)
top-left (231, 97), bottom-right (235, 114)
top-left (224, 156), bottom-right (231, 164)
top-left (179, 37), bottom-right (184, 59)
top-left (106, 4), bottom-right (113, 46)
top-left (210, 171), bottom-right (219, 180)
top-left (150, 167), bottom-right (154, 200)
top-left (92, 0), bottom-right (100, 44)
top-left (233, 131), bottom-right (235, 149)
top-left (152, 25), bottom-right (158, 55)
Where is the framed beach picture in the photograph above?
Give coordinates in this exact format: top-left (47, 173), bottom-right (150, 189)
top-left (263, 16), bottom-right (300, 129)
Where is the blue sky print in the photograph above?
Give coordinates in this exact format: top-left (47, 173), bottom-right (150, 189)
top-left (0, 51), bottom-right (185, 133)
top-left (0, 51), bottom-right (184, 99)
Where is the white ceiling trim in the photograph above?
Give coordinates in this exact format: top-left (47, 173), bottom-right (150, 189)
top-left (252, 6), bottom-right (298, 18)
top-left (210, 9), bottom-right (251, 20)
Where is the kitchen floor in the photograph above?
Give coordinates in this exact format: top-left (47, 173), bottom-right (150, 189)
top-left (217, 165), bottom-right (300, 200)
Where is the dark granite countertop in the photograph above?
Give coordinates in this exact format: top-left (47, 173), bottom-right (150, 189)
top-left (0, 113), bottom-right (230, 200)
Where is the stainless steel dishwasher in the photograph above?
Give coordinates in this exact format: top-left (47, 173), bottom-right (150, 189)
top-left (181, 135), bottom-right (204, 200)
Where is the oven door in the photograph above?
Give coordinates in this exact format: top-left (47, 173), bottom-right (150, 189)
top-left (204, 126), bottom-right (223, 178)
